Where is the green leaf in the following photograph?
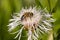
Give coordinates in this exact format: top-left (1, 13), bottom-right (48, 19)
top-left (53, 0), bottom-right (60, 40)
top-left (22, 0), bottom-right (35, 8)
top-left (35, 0), bottom-right (43, 8)
top-left (0, 0), bottom-right (13, 40)
top-left (12, 0), bottom-right (22, 12)
top-left (39, 0), bottom-right (58, 12)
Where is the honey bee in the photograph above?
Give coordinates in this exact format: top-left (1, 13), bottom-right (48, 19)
top-left (21, 12), bottom-right (33, 21)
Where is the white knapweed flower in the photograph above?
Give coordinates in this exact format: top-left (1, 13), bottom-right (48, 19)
top-left (8, 7), bottom-right (54, 40)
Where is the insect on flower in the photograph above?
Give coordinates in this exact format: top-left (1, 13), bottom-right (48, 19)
top-left (8, 7), bottom-right (54, 40)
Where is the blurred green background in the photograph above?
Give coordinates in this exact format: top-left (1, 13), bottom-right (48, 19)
top-left (0, 0), bottom-right (60, 40)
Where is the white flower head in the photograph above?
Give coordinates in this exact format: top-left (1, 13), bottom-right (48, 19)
top-left (8, 7), bottom-right (54, 40)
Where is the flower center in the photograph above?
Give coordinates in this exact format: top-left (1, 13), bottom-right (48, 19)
top-left (21, 12), bottom-right (35, 30)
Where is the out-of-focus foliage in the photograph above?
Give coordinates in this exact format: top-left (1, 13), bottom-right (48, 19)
top-left (0, 0), bottom-right (60, 40)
